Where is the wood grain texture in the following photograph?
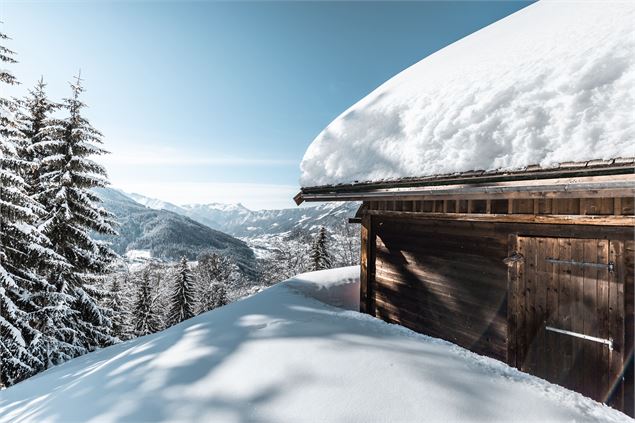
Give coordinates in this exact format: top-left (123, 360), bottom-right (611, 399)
top-left (359, 208), bottom-right (633, 416)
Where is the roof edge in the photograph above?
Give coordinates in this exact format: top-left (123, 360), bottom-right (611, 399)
top-left (294, 159), bottom-right (635, 205)
top-left (300, 158), bottom-right (635, 195)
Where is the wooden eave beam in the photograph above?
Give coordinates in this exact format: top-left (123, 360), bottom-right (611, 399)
top-left (301, 161), bottom-right (635, 194)
top-left (364, 210), bottom-right (635, 226)
top-left (299, 174), bottom-right (635, 203)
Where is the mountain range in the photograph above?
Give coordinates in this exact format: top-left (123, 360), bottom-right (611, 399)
top-left (93, 188), bottom-right (257, 275)
top-left (128, 192), bottom-right (360, 238)
top-left (95, 188), bottom-right (359, 273)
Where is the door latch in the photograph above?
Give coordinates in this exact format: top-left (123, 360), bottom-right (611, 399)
top-left (503, 252), bottom-right (524, 267)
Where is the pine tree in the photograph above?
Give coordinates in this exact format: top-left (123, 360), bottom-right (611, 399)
top-left (205, 281), bottom-right (228, 313)
top-left (17, 77), bottom-right (58, 197)
top-left (132, 273), bottom-right (160, 337)
top-left (196, 252), bottom-right (237, 313)
top-left (104, 276), bottom-right (131, 341)
top-left (11, 77), bottom-right (81, 371)
top-left (0, 28), bottom-right (49, 386)
top-left (167, 257), bottom-right (196, 326)
top-left (34, 73), bottom-right (118, 354)
top-left (309, 227), bottom-right (332, 271)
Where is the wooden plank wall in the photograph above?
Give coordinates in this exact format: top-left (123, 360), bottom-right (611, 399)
top-left (367, 196), bottom-right (635, 217)
top-left (360, 208), bottom-right (634, 415)
top-left (623, 240), bottom-right (634, 416)
top-left (371, 216), bottom-right (510, 361)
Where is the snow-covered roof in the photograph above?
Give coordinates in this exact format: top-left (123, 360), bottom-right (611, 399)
top-left (0, 267), bottom-right (629, 422)
top-left (299, 1), bottom-right (635, 188)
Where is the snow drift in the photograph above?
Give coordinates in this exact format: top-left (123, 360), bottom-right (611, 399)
top-left (0, 267), bottom-right (630, 422)
top-left (300, 1), bottom-right (635, 187)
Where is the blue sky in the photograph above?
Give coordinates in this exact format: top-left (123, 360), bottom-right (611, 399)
top-left (3, 1), bottom-right (530, 209)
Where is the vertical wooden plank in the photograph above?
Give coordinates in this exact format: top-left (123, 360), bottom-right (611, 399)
top-left (443, 200), bottom-right (448, 213)
top-left (579, 198), bottom-right (588, 215)
top-left (432, 200), bottom-right (441, 213)
top-left (359, 215), bottom-right (370, 314)
top-left (570, 238), bottom-right (585, 394)
top-left (623, 240), bottom-right (634, 417)
top-left (368, 217), bottom-right (377, 317)
top-left (545, 238), bottom-right (559, 383)
top-left (515, 199), bottom-right (534, 214)
top-left (582, 239), bottom-right (600, 400)
top-left (558, 238), bottom-right (574, 387)
top-left (508, 199), bottom-right (514, 214)
top-left (468, 199), bottom-right (474, 214)
top-left (608, 240), bottom-right (625, 411)
top-left (517, 236), bottom-right (528, 370)
top-left (507, 234), bottom-right (519, 368)
top-left (535, 237), bottom-right (548, 379)
top-left (600, 198), bottom-right (614, 215)
top-left (533, 199), bottom-right (539, 215)
top-left (524, 237), bottom-right (537, 373)
top-left (613, 198), bottom-right (622, 216)
top-left (486, 199), bottom-right (492, 214)
top-left (621, 197), bottom-right (634, 215)
top-left (537, 198), bottom-right (552, 214)
top-left (596, 238), bottom-right (610, 404)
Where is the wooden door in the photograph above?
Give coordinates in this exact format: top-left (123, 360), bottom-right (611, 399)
top-left (509, 236), bottom-right (626, 406)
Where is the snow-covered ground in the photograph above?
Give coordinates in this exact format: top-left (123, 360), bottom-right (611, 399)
top-left (0, 267), bottom-right (630, 422)
top-left (300, 1), bottom-right (635, 187)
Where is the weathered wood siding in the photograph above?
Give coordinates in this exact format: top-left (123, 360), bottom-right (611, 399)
top-left (372, 216), bottom-right (509, 361)
top-left (358, 196), bottom-right (634, 416)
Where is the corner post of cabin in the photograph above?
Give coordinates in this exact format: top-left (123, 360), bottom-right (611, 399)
top-left (506, 233), bottom-right (520, 369)
top-left (359, 212), bottom-right (371, 314)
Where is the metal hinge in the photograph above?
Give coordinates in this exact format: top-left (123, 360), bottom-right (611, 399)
top-left (546, 258), bottom-right (615, 273)
top-left (545, 326), bottom-right (614, 351)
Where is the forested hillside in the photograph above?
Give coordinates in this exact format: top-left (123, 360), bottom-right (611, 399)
top-left (93, 188), bottom-right (257, 276)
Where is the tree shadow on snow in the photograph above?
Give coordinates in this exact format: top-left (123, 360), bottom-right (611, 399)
top-left (0, 277), bottom-right (580, 423)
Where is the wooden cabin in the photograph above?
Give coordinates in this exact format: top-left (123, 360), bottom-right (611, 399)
top-left (295, 159), bottom-right (635, 416)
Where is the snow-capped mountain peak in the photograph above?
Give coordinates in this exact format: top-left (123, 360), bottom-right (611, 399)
top-left (119, 190), bottom-right (359, 238)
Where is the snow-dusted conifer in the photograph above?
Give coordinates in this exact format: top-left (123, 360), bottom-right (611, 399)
top-left (205, 281), bottom-right (228, 313)
top-left (34, 73), bottom-right (118, 353)
top-left (132, 273), bottom-right (160, 337)
top-left (0, 29), bottom-right (58, 386)
top-left (196, 252), bottom-right (236, 313)
top-left (104, 276), bottom-right (131, 341)
top-left (167, 257), bottom-right (196, 325)
top-left (309, 227), bottom-right (332, 272)
top-left (17, 77), bottom-right (58, 197)
top-left (11, 77), bottom-right (80, 371)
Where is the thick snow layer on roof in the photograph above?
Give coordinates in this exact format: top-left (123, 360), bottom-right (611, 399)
top-left (0, 267), bottom-right (630, 422)
top-left (300, 1), bottom-right (635, 187)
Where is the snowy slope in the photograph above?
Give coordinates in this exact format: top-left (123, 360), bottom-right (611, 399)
top-left (0, 267), bottom-right (629, 422)
top-left (300, 1), bottom-right (635, 187)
